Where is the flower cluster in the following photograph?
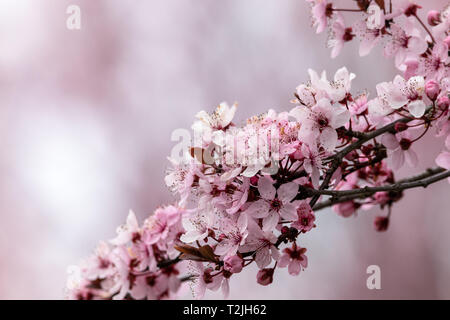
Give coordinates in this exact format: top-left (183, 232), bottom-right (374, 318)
top-left (67, 0), bottom-right (449, 300)
top-left (66, 206), bottom-right (186, 300)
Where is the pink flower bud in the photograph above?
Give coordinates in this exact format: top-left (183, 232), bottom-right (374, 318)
top-left (437, 96), bottom-right (450, 111)
top-left (223, 255), bottom-right (244, 274)
top-left (374, 216), bottom-right (389, 232)
top-left (427, 10), bottom-right (441, 26)
top-left (281, 226), bottom-right (289, 234)
top-left (425, 80), bottom-right (440, 100)
top-left (256, 268), bottom-right (274, 286)
top-left (250, 176), bottom-right (259, 185)
top-left (404, 4), bottom-right (420, 17)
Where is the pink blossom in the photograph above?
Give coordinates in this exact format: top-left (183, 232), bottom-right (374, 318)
top-left (292, 201), bottom-right (316, 232)
top-left (239, 218), bottom-right (279, 269)
top-left (278, 245), bottom-right (308, 276)
top-left (143, 205), bottom-right (184, 245)
top-left (223, 255), bottom-right (244, 274)
top-left (353, 18), bottom-right (382, 57)
top-left (245, 177), bottom-right (298, 231)
top-left (180, 208), bottom-right (215, 243)
top-left (307, 0), bottom-right (331, 34)
top-left (420, 42), bottom-right (449, 80)
top-left (382, 131), bottom-right (418, 169)
top-left (384, 23), bottom-right (427, 69)
top-left (376, 75), bottom-right (427, 117)
top-left (328, 14), bottom-right (353, 58)
top-left (215, 213), bottom-right (248, 257)
top-left (292, 98), bottom-right (350, 151)
top-left (349, 94), bottom-right (368, 116)
top-left (191, 262), bottom-right (228, 299)
top-left (110, 210), bottom-right (141, 246)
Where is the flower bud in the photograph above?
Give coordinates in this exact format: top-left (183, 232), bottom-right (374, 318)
top-left (437, 96), bottom-right (450, 111)
top-left (427, 10), bottom-right (441, 26)
top-left (281, 226), bottom-right (289, 234)
top-left (256, 268), bottom-right (274, 286)
top-left (250, 176), bottom-right (259, 186)
top-left (425, 80), bottom-right (440, 100)
top-left (374, 216), bottom-right (389, 232)
top-left (404, 4), bottom-right (420, 17)
top-left (223, 255), bottom-right (244, 274)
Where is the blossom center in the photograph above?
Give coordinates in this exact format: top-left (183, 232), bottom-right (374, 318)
top-left (399, 138), bottom-right (412, 150)
top-left (270, 198), bottom-right (283, 211)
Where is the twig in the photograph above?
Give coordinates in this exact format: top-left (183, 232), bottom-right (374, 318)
top-left (309, 108), bottom-right (432, 207)
top-left (312, 167), bottom-right (449, 211)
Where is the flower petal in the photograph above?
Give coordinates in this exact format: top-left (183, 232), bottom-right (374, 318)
top-left (408, 100), bottom-right (426, 118)
top-left (245, 200), bottom-right (270, 218)
top-left (277, 182), bottom-right (298, 203)
top-left (320, 127), bottom-right (338, 151)
top-left (436, 151), bottom-right (450, 170)
top-left (258, 177), bottom-right (276, 200)
top-left (280, 203), bottom-right (298, 221)
top-left (262, 211), bottom-right (279, 232)
top-left (381, 133), bottom-right (399, 150)
top-left (288, 260), bottom-right (302, 276)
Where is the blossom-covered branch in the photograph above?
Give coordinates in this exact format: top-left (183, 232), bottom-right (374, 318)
top-left (66, 0), bottom-right (449, 300)
top-left (312, 166), bottom-right (449, 211)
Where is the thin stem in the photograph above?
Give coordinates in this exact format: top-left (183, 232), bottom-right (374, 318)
top-left (413, 13), bottom-right (436, 44)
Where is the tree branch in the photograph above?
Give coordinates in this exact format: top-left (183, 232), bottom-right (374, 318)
top-left (308, 108), bottom-right (432, 207)
top-left (312, 167), bottom-right (449, 211)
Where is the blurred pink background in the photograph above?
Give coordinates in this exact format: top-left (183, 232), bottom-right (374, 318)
top-left (0, 0), bottom-right (448, 299)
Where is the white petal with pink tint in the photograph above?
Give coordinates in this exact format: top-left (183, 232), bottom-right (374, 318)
top-left (381, 133), bottom-right (399, 150)
top-left (391, 148), bottom-right (405, 169)
top-left (320, 127), bottom-right (338, 151)
top-left (278, 254), bottom-right (290, 268)
top-left (405, 149), bottom-right (418, 167)
top-left (246, 199), bottom-right (270, 219)
top-left (436, 151), bottom-right (450, 169)
top-left (288, 260), bottom-right (302, 275)
top-left (280, 203), bottom-right (298, 221)
top-left (262, 211), bottom-right (279, 232)
top-left (277, 182), bottom-right (298, 203)
top-left (408, 100), bottom-right (426, 118)
top-left (258, 177), bottom-right (276, 200)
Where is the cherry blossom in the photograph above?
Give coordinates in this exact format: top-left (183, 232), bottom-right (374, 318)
top-left (245, 178), bottom-right (298, 232)
top-left (67, 0), bottom-right (450, 300)
top-left (382, 131), bottom-right (418, 169)
top-left (278, 245), bottom-right (308, 276)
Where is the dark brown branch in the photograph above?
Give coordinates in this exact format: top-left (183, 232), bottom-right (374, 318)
top-left (312, 167), bottom-right (449, 211)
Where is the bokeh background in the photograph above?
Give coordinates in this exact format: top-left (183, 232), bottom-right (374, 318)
top-left (0, 0), bottom-right (448, 299)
